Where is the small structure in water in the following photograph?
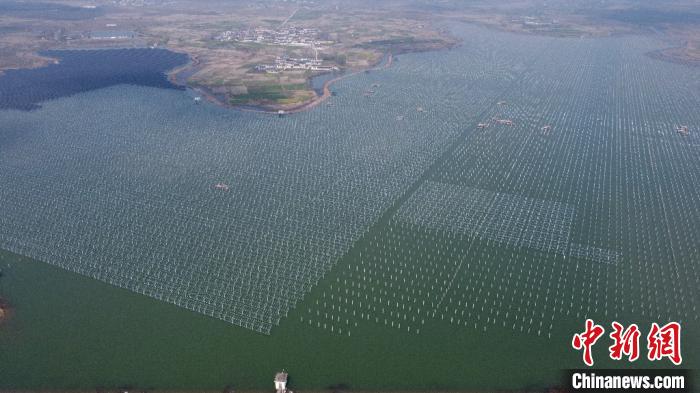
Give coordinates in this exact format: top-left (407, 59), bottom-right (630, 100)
top-left (194, 96), bottom-right (202, 104)
top-left (0, 297), bottom-right (9, 323)
top-left (495, 118), bottom-right (514, 126)
top-left (275, 371), bottom-right (290, 393)
top-left (213, 182), bottom-right (230, 191)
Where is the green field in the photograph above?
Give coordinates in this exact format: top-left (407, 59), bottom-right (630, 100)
top-left (229, 83), bottom-right (310, 105)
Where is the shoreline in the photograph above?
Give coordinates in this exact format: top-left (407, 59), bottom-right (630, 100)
top-left (646, 45), bottom-right (700, 67)
top-left (167, 52), bottom-right (396, 115)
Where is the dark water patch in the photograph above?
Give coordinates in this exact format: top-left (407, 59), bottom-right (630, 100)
top-left (0, 1), bottom-right (104, 20)
top-left (0, 48), bottom-right (189, 110)
top-left (310, 70), bottom-right (343, 96)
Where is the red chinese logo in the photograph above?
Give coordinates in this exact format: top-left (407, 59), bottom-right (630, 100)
top-left (647, 322), bottom-right (682, 365)
top-left (572, 320), bottom-right (682, 366)
top-left (572, 319), bottom-right (605, 366)
top-left (609, 322), bottom-right (640, 362)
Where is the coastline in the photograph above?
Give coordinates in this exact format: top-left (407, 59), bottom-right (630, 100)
top-left (646, 45), bottom-right (700, 67)
top-left (163, 17), bottom-right (464, 115)
top-left (167, 52), bottom-right (395, 115)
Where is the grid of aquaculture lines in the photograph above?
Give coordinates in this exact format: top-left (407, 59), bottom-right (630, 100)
top-left (299, 25), bottom-right (700, 338)
top-left (0, 43), bottom-right (462, 334)
top-left (1, 25), bottom-right (699, 337)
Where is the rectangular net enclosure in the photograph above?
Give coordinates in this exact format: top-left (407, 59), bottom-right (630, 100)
top-left (394, 181), bottom-right (615, 263)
